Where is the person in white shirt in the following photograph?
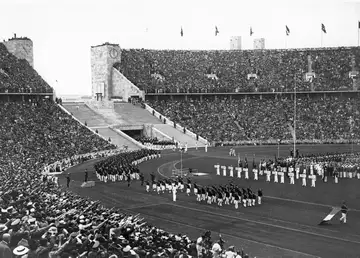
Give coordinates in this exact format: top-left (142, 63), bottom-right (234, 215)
top-left (196, 235), bottom-right (204, 258)
top-left (224, 246), bottom-right (237, 258)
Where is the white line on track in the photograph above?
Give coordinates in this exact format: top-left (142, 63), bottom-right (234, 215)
top-left (134, 206), bottom-right (320, 258)
top-left (127, 203), bottom-right (167, 210)
top-left (106, 184), bottom-right (360, 237)
top-left (166, 202), bottom-right (360, 245)
top-left (266, 195), bottom-right (360, 212)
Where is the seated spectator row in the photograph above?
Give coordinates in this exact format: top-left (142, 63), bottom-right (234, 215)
top-left (0, 99), bottom-right (243, 257)
top-left (0, 43), bottom-right (53, 93)
top-left (148, 96), bottom-right (360, 144)
top-left (118, 47), bottom-right (360, 93)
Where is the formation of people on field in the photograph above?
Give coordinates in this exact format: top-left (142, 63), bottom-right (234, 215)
top-left (142, 171), bottom-right (264, 209)
top-left (148, 96), bottom-right (360, 144)
top-left (133, 136), bottom-right (176, 150)
top-left (214, 150), bottom-right (360, 189)
top-left (119, 47), bottom-right (360, 93)
top-left (94, 149), bottom-right (161, 183)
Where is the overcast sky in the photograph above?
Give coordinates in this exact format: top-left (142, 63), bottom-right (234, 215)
top-left (1, 0), bottom-right (360, 96)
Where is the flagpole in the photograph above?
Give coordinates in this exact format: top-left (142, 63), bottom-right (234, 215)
top-left (180, 149), bottom-right (183, 176)
top-left (293, 74), bottom-right (296, 159)
top-left (321, 30), bottom-right (323, 47)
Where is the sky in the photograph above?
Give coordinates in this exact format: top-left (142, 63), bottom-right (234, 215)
top-left (1, 0), bottom-right (360, 96)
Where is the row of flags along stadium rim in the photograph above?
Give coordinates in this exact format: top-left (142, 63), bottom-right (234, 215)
top-left (177, 22), bottom-right (360, 37)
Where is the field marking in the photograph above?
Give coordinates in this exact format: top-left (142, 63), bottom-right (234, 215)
top-left (166, 202), bottom-right (360, 245)
top-left (126, 203), bottom-right (165, 210)
top-left (104, 185), bottom-right (360, 239)
top-left (74, 180), bottom-right (356, 256)
top-left (158, 156), bottom-right (360, 213)
top-left (136, 208), bottom-right (320, 258)
top-left (266, 195), bottom-right (360, 213)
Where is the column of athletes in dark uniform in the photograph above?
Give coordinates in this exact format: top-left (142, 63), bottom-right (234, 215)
top-left (94, 149), bottom-right (161, 184)
top-left (142, 173), bottom-right (263, 209)
top-left (215, 154), bottom-right (360, 187)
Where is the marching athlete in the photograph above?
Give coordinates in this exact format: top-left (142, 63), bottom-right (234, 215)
top-left (340, 201), bottom-right (348, 224)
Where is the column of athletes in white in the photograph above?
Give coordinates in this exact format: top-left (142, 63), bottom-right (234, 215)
top-left (214, 164), bottom-right (359, 187)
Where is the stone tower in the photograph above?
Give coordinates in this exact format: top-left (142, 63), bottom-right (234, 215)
top-left (3, 35), bottom-right (34, 67)
top-left (91, 42), bottom-right (144, 102)
top-left (91, 43), bottom-right (122, 101)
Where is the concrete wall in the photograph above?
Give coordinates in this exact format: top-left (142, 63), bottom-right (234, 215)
top-left (4, 39), bottom-right (34, 67)
top-left (112, 68), bottom-right (144, 100)
top-left (142, 124), bottom-right (172, 141)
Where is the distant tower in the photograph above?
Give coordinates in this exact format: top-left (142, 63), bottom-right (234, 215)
top-left (3, 35), bottom-right (34, 67)
top-left (253, 38), bottom-right (265, 50)
top-left (91, 43), bottom-right (122, 101)
top-left (91, 43), bottom-right (144, 102)
top-left (230, 36), bottom-right (242, 50)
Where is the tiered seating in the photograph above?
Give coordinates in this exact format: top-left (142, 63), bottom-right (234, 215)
top-left (0, 43), bottom-right (53, 93)
top-left (0, 99), bottom-right (250, 257)
top-left (148, 96), bottom-right (360, 144)
top-left (118, 47), bottom-right (360, 93)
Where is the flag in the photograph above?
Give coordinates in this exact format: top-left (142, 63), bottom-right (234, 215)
top-left (180, 27), bottom-right (183, 37)
top-left (321, 23), bottom-right (327, 33)
top-left (250, 27), bottom-right (254, 36)
top-left (215, 26), bottom-right (219, 36)
top-left (286, 25), bottom-right (290, 36)
top-left (319, 207), bottom-right (341, 225)
top-left (358, 21), bottom-right (360, 29)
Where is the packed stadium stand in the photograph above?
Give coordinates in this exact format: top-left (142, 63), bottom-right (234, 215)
top-left (0, 43), bottom-right (52, 93)
top-left (0, 42), bottom-right (232, 258)
top-left (118, 47), bottom-right (360, 93)
top-left (148, 96), bottom-right (360, 145)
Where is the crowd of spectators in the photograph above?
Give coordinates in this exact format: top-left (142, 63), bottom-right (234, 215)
top-left (148, 96), bottom-right (360, 145)
top-left (118, 47), bottom-right (360, 93)
top-left (134, 136), bottom-right (176, 149)
top-left (0, 43), bottom-right (53, 93)
top-left (0, 99), bottom-right (252, 257)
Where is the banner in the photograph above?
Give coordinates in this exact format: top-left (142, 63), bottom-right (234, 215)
top-left (319, 207), bottom-right (341, 225)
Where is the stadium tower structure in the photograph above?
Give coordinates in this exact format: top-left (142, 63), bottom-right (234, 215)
top-left (3, 34), bottom-right (34, 68)
top-left (61, 42), bottom-right (207, 151)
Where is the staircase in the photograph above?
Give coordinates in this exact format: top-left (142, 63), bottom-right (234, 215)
top-left (96, 128), bottom-right (139, 150)
top-left (153, 124), bottom-right (205, 147)
top-left (82, 101), bottom-right (206, 148)
top-left (62, 102), bottom-right (140, 150)
top-left (62, 103), bottom-right (108, 127)
top-left (113, 103), bottom-right (160, 124)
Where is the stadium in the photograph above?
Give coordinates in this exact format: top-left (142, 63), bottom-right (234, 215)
top-left (1, 1), bottom-right (360, 258)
